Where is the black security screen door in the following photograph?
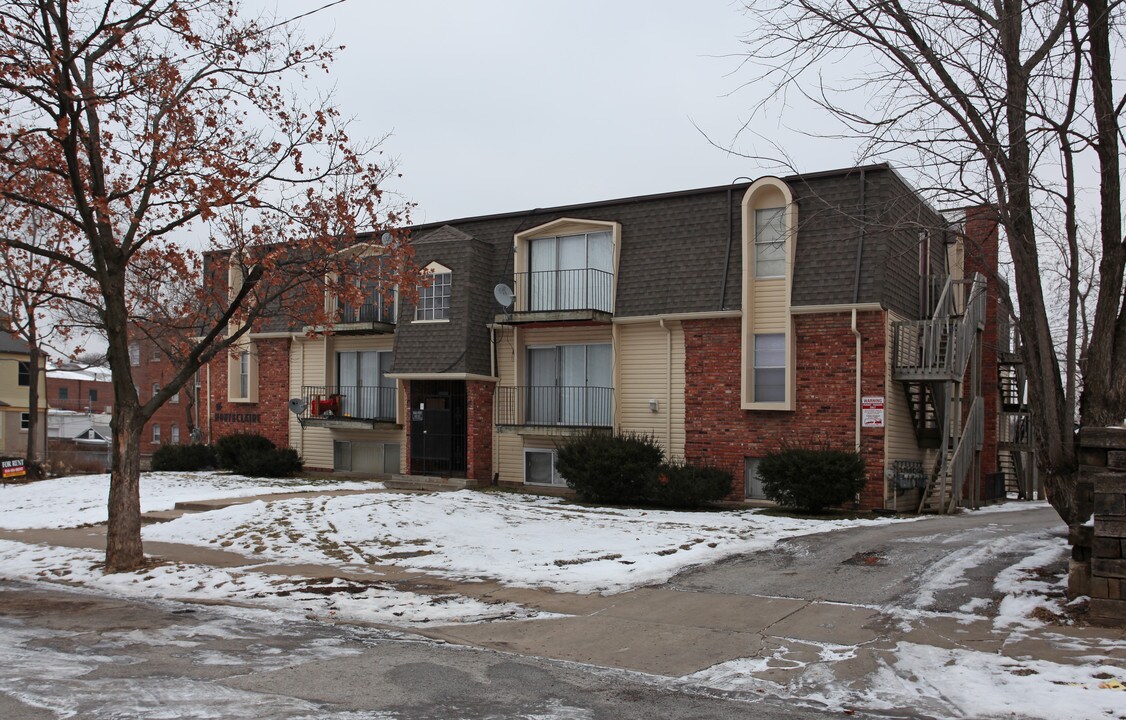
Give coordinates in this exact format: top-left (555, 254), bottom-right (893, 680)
top-left (409, 380), bottom-right (467, 476)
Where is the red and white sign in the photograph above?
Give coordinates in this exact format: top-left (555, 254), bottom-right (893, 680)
top-left (862, 396), bottom-right (885, 428)
top-left (1, 458), bottom-right (26, 479)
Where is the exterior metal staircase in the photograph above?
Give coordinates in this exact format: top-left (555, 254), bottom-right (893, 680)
top-left (996, 307), bottom-right (1033, 497)
top-left (892, 273), bottom-right (988, 513)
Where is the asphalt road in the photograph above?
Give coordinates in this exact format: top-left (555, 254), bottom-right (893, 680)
top-left (0, 581), bottom-right (841, 720)
top-left (671, 505), bottom-right (1065, 613)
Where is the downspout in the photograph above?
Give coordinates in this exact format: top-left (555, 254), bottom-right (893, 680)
top-left (852, 169), bottom-right (867, 303)
top-left (660, 318), bottom-right (672, 455)
top-left (720, 177), bottom-right (755, 311)
top-left (292, 333), bottom-right (305, 460)
top-left (205, 362), bottom-right (212, 444)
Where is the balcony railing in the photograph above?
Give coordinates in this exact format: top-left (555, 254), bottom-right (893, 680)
top-left (337, 295), bottom-right (397, 325)
top-left (512, 268), bottom-right (613, 314)
top-left (495, 385), bottom-right (613, 428)
top-left (301, 385), bottom-right (397, 423)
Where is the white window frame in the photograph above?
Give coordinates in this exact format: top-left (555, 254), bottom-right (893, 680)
top-left (170, 424), bottom-right (180, 444)
top-left (151, 382), bottom-right (160, 400)
top-left (524, 343), bottom-right (613, 427)
top-left (20, 412), bottom-right (30, 431)
top-left (128, 343), bottom-right (140, 366)
top-left (415, 263), bottom-right (452, 322)
top-left (151, 423), bottom-right (161, 444)
top-left (524, 448), bottom-right (565, 487)
top-left (239, 351), bottom-right (250, 398)
top-left (753, 333), bottom-right (786, 403)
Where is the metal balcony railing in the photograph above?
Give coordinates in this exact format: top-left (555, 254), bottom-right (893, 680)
top-left (512, 268), bottom-right (613, 314)
top-left (337, 295), bottom-right (396, 325)
top-left (495, 385), bottom-right (613, 428)
top-left (301, 385), bottom-right (397, 423)
top-left (892, 273), bottom-right (987, 380)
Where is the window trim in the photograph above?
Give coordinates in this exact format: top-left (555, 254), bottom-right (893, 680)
top-left (414, 262), bottom-right (452, 322)
top-left (740, 177), bottom-right (797, 410)
top-left (753, 206), bottom-right (787, 279)
top-left (514, 218), bottom-right (621, 315)
top-left (20, 412), bottom-right (30, 431)
top-left (170, 424), bottom-right (180, 444)
top-left (752, 333), bottom-right (786, 403)
top-left (151, 423), bottom-right (161, 444)
top-left (17, 360), bottom-right (30, 387)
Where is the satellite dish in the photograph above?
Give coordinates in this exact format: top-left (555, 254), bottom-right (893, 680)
top-left (287, 398), bottom-right (308, 415)
top-left (380, 231), bottom-right (393, 246)
top-left (494, 283), bottom-right (514, 309)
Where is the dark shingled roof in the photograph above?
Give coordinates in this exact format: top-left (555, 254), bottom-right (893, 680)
top-left (0, 332), bottom-right (30, 354)
top-left (206, 164), bottom-right (947, 377)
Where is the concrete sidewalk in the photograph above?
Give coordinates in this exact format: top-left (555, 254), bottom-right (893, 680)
top-left (1, 490), bottom-right (1122, 682)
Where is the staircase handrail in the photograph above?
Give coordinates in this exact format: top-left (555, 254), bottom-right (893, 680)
top-left (945, 395), bottom-right (985, 513)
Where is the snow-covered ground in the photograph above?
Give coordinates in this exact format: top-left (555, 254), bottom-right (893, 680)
top-left (0, 471), bottom-right (380, 529)
top-left (143, 489), bottom-right (918, 594)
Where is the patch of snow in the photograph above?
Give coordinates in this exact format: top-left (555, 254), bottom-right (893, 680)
top-left (144, 490), bottom-right (919, 594)
top-left (971, 500), bottom-right (1053, 515)
top-left (0, 539), bottom-right (548, 627)
top-left (0, 471), bottom-right (381, 529)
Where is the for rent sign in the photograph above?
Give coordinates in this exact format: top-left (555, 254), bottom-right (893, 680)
top-left (1, 457), bottom-right (26, 479)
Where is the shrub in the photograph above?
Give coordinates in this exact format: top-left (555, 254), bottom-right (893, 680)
top-left (649, 461), bottom-right (733, 508)
top-left (151, 443), bottom-right (217, 472)
top-left (555, 431), bottom-right (664, 504)
top-left (213, 433), bottom-right (276, 471)
top-left (757, 446), bottom-right (867, 512)
top-left (236, 447), bottom-right (303, 478)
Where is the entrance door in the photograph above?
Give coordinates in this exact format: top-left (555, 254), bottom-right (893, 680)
top-left (409, 380), bottom-right (467, 476)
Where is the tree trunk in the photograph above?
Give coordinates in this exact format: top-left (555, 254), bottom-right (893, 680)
top-left (104, 407), bottom-right (144, 572)
top-left (25, 339), bottom-right (40, 471)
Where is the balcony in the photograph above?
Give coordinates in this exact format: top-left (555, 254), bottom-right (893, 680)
top-left (310, 294), bottom-right (396, 335)
top-left (299, 385), bottom-right (398, 428)
top-left (497, 268), bottom-right (613, 325)
top-left (495, 385), bottom-right (613, 434)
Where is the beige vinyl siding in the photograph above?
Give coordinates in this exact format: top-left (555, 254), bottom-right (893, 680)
top-left (885, 310), bottom-right (925, 510)
top-left (496, 433), bottom-right (562, 484)
top-left (617, 321), bottom-right (685, 458)
top-left (291, 334), bottom-right (406, 472)
top-left (751, 279), bottom-right (787, 332)
top-left (290, 336), bottom-right (331, 469)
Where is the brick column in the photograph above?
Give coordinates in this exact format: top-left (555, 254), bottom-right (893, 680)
top-left (465, 380), bottom-right (494, 484)
top-left (1084, 427), bottom-right (1126, 626)
top-left (963, 206), bottom-right (1001, 489)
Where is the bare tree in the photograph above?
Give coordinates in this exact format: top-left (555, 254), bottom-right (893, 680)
top-left (0, 1), bottom-right (414, 571)
top-left (739, 0), bottom-right (1124, 526)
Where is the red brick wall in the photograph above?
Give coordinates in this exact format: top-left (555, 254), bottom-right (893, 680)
top-left (964, 207), bottom-right (1001, 493)
top-left (466, 380), bottom-right (494, 482)
top-left (202, 338), bottom-right (291, 450)
top-left (133, 337), bottom-right (200, 451)
top-left (684, 312), bottom-right (888, 509)
top-left (46, 376), bottom-right (113, 413)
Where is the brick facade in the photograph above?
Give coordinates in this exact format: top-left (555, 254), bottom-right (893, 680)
top-left (131, 336), bottom-right (200, 452)
top-left (683, 312), bottom-right (888, 509)
top-left (45, 374), bottom-right (113, 414)
top-left (466, 380), bottom-right (494, 482)
top-left (964, 206), bottom-right (1001, 489)
top-left (202, 338), bottom-right (291, 450)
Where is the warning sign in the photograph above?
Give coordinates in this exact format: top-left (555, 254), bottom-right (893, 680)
top-left (861, 396), bottom-right (885, 428)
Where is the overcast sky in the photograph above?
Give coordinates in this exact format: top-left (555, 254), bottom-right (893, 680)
top-left (249, 0), bottom-right (864, 224)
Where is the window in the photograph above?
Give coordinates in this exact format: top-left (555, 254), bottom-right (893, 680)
top-left (20, 412), bottom-right (29, 430)
top-left (152, 424), bottom-right (161, 444)
top-left (755, 207), bottom-right (786, 278)
top-left (151, 382), bottom-right (160, 400)
top-left (526, 343), bottom-right (612, 426)
top-left (128, 343), bottom-right (140, 366)
top-left (151, 346), bottom-right (161, 362)
top-left (335, 350), bottom-right (395, 419)
top-left (88, 388), bottom-right (97, 404)
top-left (753, 334), bottom-right (786, 402)
top-left (17, 361), bottom-right (29, 387)
top-left (525, 449), bottom-right (565, 486)
top-left (170, 424), bottom-right (180, 444)
top-left (333, 440), bottom-right (400, 474)
top-left (528, 231), bottom-right (613, 312)
top-left (415, 270), bottom-right (451, 321)
top-left (238, 351), bottom-right (250, 399)
top-left (58, 386), bottom-right (69, 401)
top-left (744, 457), bottom-right (766, 500)
top-left (170, 389), bottom-right (180, 404)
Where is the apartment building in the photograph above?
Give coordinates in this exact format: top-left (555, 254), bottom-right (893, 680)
top-left (199, 163), bottom-right (1029, 511)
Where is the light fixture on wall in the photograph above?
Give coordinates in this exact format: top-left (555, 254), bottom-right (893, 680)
top-left (649, 399), bottom-right (659, 413)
